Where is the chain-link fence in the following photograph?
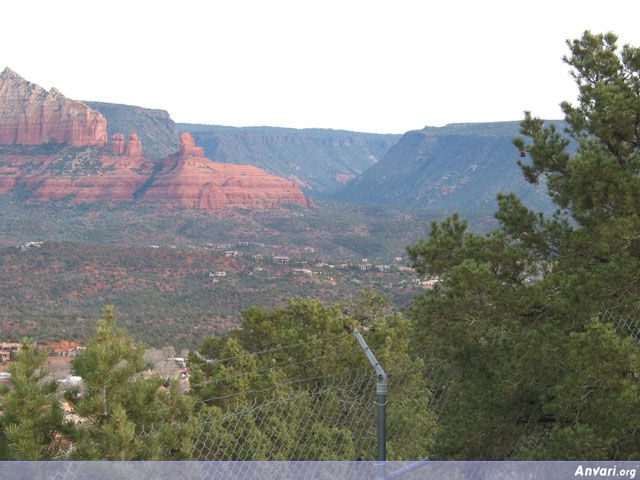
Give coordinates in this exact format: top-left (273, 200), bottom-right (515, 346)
top-left (130, 330), bottom-right (452, 462)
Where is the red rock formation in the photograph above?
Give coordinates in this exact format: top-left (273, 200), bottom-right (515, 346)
top-left (179, 132), bottom-right (204, 158)
top-left (145, 146), bottom-right (313, 210)
top-left (0, 125), bottom-right (313, 210)
top-left (125, 132), bottom-right (142, 157)
top-left (0, 67), bottom-right (107, 147)
top-left (109, 134), bottom-right (126, 155)
top-left (0, 142), bottom-right (312, 209)
top-left (26, 172), bottom-right (149, 203)
top-left (0, 149), bottom-right (153, 203)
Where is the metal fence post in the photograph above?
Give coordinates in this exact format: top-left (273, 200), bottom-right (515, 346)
top-left (353, 328), bottom-right (387, 474)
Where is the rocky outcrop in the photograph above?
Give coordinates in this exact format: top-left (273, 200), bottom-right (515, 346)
top-left (179, 132), bottom-right (204, 158)
top-left (145, 157), bottom-right (313, 209)
top-left (0, 67), bottom-right (108, 147)
top-left (125, 132), bottom-right (142, 157)
top-left (109, 131), bottom-right (143, 158)
top-left (85, 101), bottom-right (179, 160)
top-left (109, 134), bottom-right (126, 155)
top-left (0, 134), bottom-right (313, 210)
top-left (144, 133), bottom-right (313, 209)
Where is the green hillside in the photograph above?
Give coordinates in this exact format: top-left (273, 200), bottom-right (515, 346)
top-left (334, 121), bottom-right (560, 213)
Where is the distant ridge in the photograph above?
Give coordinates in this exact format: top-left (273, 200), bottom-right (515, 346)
top-left (177, 123), bottom-right (400, 194)
top-left (333, 121), bottom-right (562, 213)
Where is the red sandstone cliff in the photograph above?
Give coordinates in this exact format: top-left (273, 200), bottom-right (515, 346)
top-left (0, 67), bottom-right (107, 147)
top-left (0, 69), bottom-right (313, 211)
top-left (179, 132), bottom-right (204, 158)
top-left (0, 131), bottom-right (312, 209)
top-left (109, 134), bottom-right (126, 155)
top-left (0, 148), bottom-right (153, 202)
top-left (144, 133), bottom-right (313, 209)
top-left (125, 132), bottom-right (143, 157)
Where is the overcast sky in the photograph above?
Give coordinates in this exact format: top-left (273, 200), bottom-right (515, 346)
top-left (2, 0), bottom-right (640, 134)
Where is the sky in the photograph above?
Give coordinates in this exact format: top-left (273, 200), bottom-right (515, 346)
top-left (2, 0), bottom-right (640, 134)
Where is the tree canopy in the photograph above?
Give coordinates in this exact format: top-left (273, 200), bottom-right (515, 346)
top-left (407, 31), bottom-right (640, 460)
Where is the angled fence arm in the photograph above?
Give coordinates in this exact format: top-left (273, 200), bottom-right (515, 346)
top-left (353, 328), bottom-right (387, 466)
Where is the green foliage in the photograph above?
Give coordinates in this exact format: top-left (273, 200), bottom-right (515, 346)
top-left (188, 293), bottom-right (435, 460)
top-left (1, 291), bottom-right (436, 461)
top-left (408, 31), bottom-right (640, 460)
top-left (64, 306), bottom-right (195, 460)
top-left (0, 339), bottom-right (66, 460)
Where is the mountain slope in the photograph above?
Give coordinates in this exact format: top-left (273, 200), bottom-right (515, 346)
top-left (177, 124), bottom-right (400, 194)
top-left (85, 101), bottom-right (179, 160)
top-left (334, 122), bottom-right (558, 212)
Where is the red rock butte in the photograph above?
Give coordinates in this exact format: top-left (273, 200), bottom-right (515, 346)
top-left (0, 68), bottom-right (313, 211)
top-left (144, 132), bottom-right (314, 209)
top-left (179, 132), bottom-right (205, 158)
top-left (0, 67), bottom-right (107, 147)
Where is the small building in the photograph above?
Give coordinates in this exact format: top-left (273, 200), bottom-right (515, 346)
top-left (20, 241), bottom-right (43, 251)
top-left (0, 343), bottom-right (21, 362)
top-left (169, 357), bottom-right (187, 369)
top-left (293, 268), bottom-right (313, 276)
top-left (273, 256), bottom-right (290, 264)
top-left (420, 279), bottom-right (439, 289)
top-left (57, 376), bottom-right (82, 387)
top-left (398, 266), bottom-right (415, 272)
top-left (44, 341), bottom-right (84, 357)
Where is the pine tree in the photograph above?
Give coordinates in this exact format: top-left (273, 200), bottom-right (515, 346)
top-left (0, 339), bottom-right (67, 460)
top-left (408, 31), bottom-right (640, 460)
top-left (65, 306), bottom-right (195, 460)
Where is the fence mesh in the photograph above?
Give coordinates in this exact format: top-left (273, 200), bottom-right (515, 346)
top-left (14, 315), bottom-right (640, 478)
top-left (130, 332), bottom-right (452, 461)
